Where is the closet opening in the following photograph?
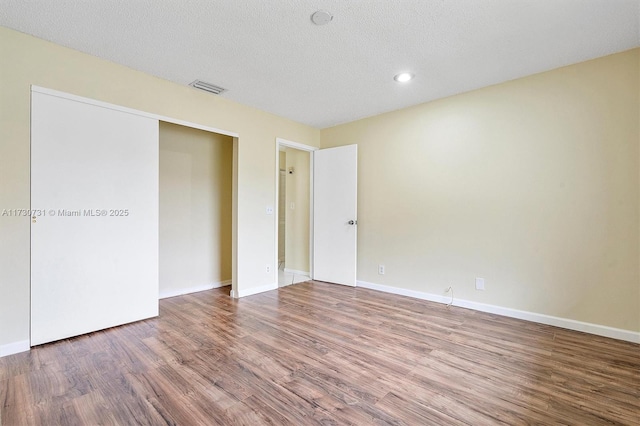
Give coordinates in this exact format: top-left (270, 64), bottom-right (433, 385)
top-left (159, 122), bottom-right (233, 298)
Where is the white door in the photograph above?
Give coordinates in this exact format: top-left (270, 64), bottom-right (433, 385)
top-left (313, 145), bottom-right (357, 286)
top-left (31, 89), bottom-right (159, 346)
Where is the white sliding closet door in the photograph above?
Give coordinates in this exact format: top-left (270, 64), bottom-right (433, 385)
top-left (31, 89), bottom-right (159, 346)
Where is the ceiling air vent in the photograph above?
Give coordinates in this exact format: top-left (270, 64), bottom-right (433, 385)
top-left (189, 80), bottom-right (227, 95)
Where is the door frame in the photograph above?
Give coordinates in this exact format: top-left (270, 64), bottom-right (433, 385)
top-left (277, 169), bottom-right (287, 266)
top-left (30, 86), bottom-right (240, 308)
top-left (274, 138), bottom-right (318, 283)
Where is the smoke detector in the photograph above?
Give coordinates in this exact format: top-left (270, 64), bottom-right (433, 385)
top-left (311, 10), bottom-right (333, 26)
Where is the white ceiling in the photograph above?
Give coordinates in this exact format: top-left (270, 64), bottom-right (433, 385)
top-left (1, 1), bottom-right (639, 128)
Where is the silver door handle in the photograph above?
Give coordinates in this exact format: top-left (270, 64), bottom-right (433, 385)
top-left (348, 220), bottom-right (357, 225)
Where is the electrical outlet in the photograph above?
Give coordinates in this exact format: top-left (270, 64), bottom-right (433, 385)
top-left (266, 264), bottom-right (271, 273)
top-left (475, 277), bottom-right (485, 290)
top-left (378, 265), bottom-right (385, 275)
top-left (266, 206), bottom-right (274, 215)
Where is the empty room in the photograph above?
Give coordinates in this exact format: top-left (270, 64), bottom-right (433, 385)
top-left (1, 1), bottom-right (639, 425)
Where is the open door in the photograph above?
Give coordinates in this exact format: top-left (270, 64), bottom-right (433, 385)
top-left (313, 145), bottom-right (357, 286)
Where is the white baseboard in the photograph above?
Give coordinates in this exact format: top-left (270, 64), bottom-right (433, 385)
top-left (159, 280), bottom-right (231, 299)
top-left (356, 280), bottom-right (640, 344)
top-left (236, 282), bottom-right (278, 298)
top-left (284, 268), bottom-right (310, 276)
top-left (0, 339), bottom-right (30, 357)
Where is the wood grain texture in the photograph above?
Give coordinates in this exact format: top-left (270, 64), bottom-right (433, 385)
top-left (1, 281), bottom-right (639, 425)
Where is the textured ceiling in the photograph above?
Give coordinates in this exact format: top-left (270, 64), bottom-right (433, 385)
top-left (1, 1), bottom-right (639, 128)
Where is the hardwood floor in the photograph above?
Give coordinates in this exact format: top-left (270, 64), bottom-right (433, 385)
top-left (1, 281), bottom-right (639, 425)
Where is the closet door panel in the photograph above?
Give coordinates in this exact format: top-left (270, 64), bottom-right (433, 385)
top-left (31, 90), bottom-right (158, 346)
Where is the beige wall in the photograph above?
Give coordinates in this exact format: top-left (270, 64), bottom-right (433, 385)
top-left (321, 49), bottom-right (640, 332)
top-left (284, 149), bottom-right (310, 273)
top-left (0, 26), bottom-right (319, 348)
top-left (159, 122), bottom-right (232, 295)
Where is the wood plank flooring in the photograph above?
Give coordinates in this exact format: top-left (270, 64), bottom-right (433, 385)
top-left (1, 281), bottom-right (639, 425)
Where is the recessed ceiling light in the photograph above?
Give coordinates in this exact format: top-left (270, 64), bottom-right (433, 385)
top-left (394, 73), bottom-right (414, 83)
top-left (311, 10), bottom-right (333, 26)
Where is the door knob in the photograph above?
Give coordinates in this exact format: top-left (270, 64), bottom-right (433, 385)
top-left (348, 220), bottom-right (357, 225)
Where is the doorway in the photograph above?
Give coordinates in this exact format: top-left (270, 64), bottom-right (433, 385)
top-left (274, 138), bottom-right (359, 288)
top-left (277, 146), bottom-right (311, 286)
top-left (159, 122), bottom-right (233, 298)
top-left (275, 139), bottom-right (316, 287)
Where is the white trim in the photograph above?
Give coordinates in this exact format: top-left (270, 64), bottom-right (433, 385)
top-left (231, 137), bottom-right (239, 300)
top-left (159, 280), bottom-right (231, 299)
top-left (0, 340), bottom-right (30, 357)
top-left (276, 138), bottom-right (319, 152)
top-left (284, 268), bottom-right (310, 276)
top-left (356, 280), bottom-right (640, 344)
top-left (31, 86), bottom-right (239, 138)
top-left (236, 282), bottom-right (278, 298)
top-left (308, 153), bottom-right (315, 279)
top-left (357, 280), bottom-right (450, 304)
top-left (274, 145), bottom-right (281, 287)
